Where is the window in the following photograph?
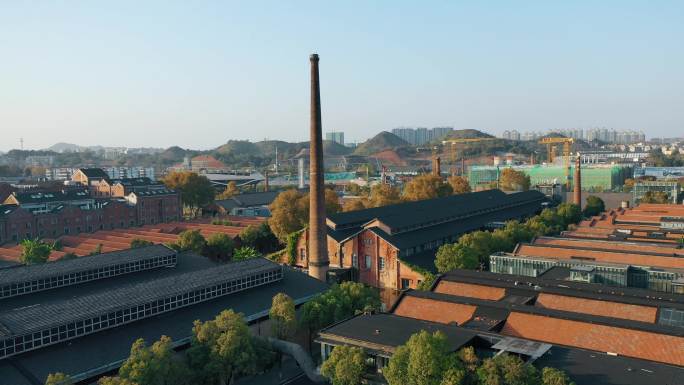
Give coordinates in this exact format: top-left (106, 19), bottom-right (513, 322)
top-left (378, 257), bottom-right (385, 271)
top-left (365, 255), bottom-right (371, 269)
top-left (401, 278), bottom-right (411, 289)
top-left (299, 248), bottom-right (306, 261)
top-left (352, 254), bottom-right (358, 268)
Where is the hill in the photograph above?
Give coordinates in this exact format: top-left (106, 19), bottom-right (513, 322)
top-left (443, 129), bottom-right (495, 140)
top-left (47, 142), bottom-right (84, 153)
top-left (353, 131), bottom-right (409, 156)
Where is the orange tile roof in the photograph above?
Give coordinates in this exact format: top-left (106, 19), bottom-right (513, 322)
top-left (434, 281), bottom-right (506, 301)
top-left (515, 244), bottom-right (684, 270)
top-left (393, 295), bottom-right (476, 326)
top-left (500, 312), bottom-right (684, 366)
top-left (533, 237), bottom-right (684, 256)
top-left (534, 293), bottom-right (658, 324)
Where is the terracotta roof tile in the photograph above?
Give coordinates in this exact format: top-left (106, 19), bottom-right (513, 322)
top-left (534, 293), bottom-right (658, 323)
top-left (393, 295), bottom-right (476, 326)
top-left (434, 281), bottom-right (506, 301)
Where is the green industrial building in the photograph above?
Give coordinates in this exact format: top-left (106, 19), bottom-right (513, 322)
top-left (468, 164), bottom-right (633, 192)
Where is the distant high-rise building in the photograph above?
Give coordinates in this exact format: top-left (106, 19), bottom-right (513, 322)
top-left (415, 127), bottom-right (430, 145)
top-left (325, 131), bottom-right (345, 145)
top-left (432, 126), bottom-right (454, 140)
top-left (391, 128), bottom-right (416, 145)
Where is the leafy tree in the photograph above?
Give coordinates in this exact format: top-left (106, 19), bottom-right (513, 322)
top-left (239, 223), bottom-right (279, 253)
top-left (97, 377), bottom-right (137, 385)
top-left (90, 243), bottom-right (103, 256)
top-left (205, 233), bottom-right (235, 259)
top-left (300, 282), bottom-right (380, 334)
top-left (435, 243), bottom-right (479, 273)
top-left (176, 229), bottom-right (207, 254)
top-left (555, 203), bottom-right (582, 226)
top-left (20, 239), bottom-right (52, 265)
top-left (503, 220), bottom-right (535, 244)
top-left (117, 335), bottom-right (188, 385)
top-left (384, 330), bottom-right (461, 385)
top-left (162, 171), bottom-right (215, 217)
top-left (368, 184), bottom-right (402, 207)
top-left (45, 372), bottom-right (74, 385)
top-left (130, 238), bottom-right (154, 248)
top-left (233, 246), bottom-right (259, 261)
top-left (342, 198), bottom-right (368, 212)
top-left (447, 176), bottom-right (471, 194)
top-left (320, 345), bottom-right (367, 385)
top-left (541, 367), bottom-right (575, 385)
top-left (623, 178), bottom-right (635, 192)
top-left (268, 189), bottom-right (307, 241)
top-left (583, 195), bottom-right (605, 216)
top-left (476, 353), bottom-right (538, 385)
top-left (187, 310), bottom-right (258, 385)
top-left (216, 181), bottom-right (239, 200)
top-left (269, 293), bottom-right (296, 341)
top-left (499, 168), bottom-right (530, 191)
top-left (268, 188), bottom-right (340, 242)
top-left (403, 174), bottom-right (453, 201)
top-left (640, 191), bottom-right (670, 204)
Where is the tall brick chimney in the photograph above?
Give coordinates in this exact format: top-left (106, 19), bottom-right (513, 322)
top-left (573, 154), bottom-right (581, 206)
top-left (308, 54), bottom-right (328, 281)
top-left (432, 156), bottom-right (441, 177)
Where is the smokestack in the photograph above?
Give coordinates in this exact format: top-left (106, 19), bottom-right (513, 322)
top-left (432, 156), bottom-right (441, 177)
top-left (264, 171), bottom-right (269, 192)
top-left (574, 154), bottom-right (582, 207)
top-left (530, 153), bottom-right (535, 165)
top-left (308, 53), bottom-right (328, 281)
top-left (298, 157), bottom-right (305, 189)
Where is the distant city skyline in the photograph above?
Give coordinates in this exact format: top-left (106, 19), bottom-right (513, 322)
top-left (1, 1), bottom-right (683, 152)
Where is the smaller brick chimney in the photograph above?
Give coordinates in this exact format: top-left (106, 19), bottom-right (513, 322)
top-left (573, 154), bottom-right (582, 206)
top-left (432, 156), bottom-right (441, 177)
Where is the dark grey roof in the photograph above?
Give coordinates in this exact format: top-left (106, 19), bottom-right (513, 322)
top-left (9, 189), bottom-right (92, 204)
top-left (0, 204), bottom-right (19, 216)
top-left (0, 245), bottom-right (176, 286)
top-left (329, 190), bottom-right (545, 233)
top-left (0, 259), bottom-right (327, 383)
top-left (77, 168), bottom-right (110, 180)
top-left (110, 177), bottom-right (161, 187)
top-left (318, 313), bottom-right (477, 352)
top-left (130, 188), bottom-right (177, 196)
top-left (0, 258), bottom-right (279, 337)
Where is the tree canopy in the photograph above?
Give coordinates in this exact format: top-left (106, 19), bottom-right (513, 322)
top-left (369, 184), bottom-right (403, 207)
top-left (45, 373), bottom-right (74, 385)
top-left (269, 293), bottom-right (296, 341)
top-left (233, 246), bottom-right (260, 261)
top-left (239, 223), bottom-right (279, 253)
top-left (162, 171), bottom-right (215, 216)
top-left (640, 191), bottom-right (670, 204)
top-left (20, 239), bottom-right (52, 265)
top-left (435, 243), bottom-right (479, 273)
top-left (268, 188), bottom-right (341, 242)
top-left (498, 168), bottom-right (530, 191)
top-left (583, 195), bottom-right (605, 216)
top-left (175, 229), bottom-right (207, 254)
top-left (403, 174), bottom-right (453, 201)
top-left (205, 233), bottom-right (235, 260)
top-left (384, 330), bottom-right (462, 385)
top-left (117, 336), bottom-right (188, 385)
top-left (130, 238), bottom-right (154, 249)
top-left (447, 176), bottom-right (472, 194)
top-left (216, 181), bottom-right (239, 200)
top-left (320, 345), bottom-right (367, 385)
top-left (300, 282), bottom-right (380, 333)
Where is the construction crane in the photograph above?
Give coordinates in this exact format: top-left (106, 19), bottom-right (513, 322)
top-left (441, 138), bottom-right (498, 176)
top-left (538, 137), bottom-right (574, 189)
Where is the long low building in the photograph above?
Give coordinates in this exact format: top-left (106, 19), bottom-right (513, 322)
top-left (0, 250), bottom-right (328, 384)
top-left (291, 189), bottom-right (547, 291)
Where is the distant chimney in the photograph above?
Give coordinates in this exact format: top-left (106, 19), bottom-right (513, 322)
top-left (298, 158), bottom-right (305, 189)
top-left (308, 54), bottom-right (329, 281)
top-left (432, 156), bottom-right (441, 177)
top-left (530, 153), bottom-right (535, 165)
top-left (264, 171), bottom-right (269, 192)
top-left (573, 154), bottom-right (582, 206)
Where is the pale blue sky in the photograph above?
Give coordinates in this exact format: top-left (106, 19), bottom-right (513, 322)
top-left (1, 1), bottom-right (682, 151)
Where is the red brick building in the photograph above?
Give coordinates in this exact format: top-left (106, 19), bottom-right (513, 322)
top-left (292, 189), bottom-right (546, 290)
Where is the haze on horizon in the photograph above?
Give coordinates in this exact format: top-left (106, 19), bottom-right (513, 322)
top-left (1, 1), bottom-right (682, 152)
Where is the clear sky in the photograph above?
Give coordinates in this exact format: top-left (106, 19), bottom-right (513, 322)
top-left (1, 1), bottom-right (682, 151)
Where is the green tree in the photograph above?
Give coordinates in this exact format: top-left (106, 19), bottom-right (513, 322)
top-left (162, 171), bottom-right (215, 217)
top-left (384, 330), bottom-right (461, 385)
top-left (268, 189), bottom-right (307, 242)
top-left (368, 184), bottom-right (402, 207)
top-left (499, 168), bottom-right (530, 191)
top-left (205, 233), bottom-right (235, 259)
top-left (583, 195), bottom-right (605, 216)
top-left (403, 174), bottom-right (453, 201)
top-left (541, 367), bottom-right (575, 385)
top-left (239, 223), bottom-right (279, 253)
top-left (300, 282), bottom-right (381, 334)
top-left (117, 336), bottom-right (188, 385)
top-left (477, 353), bottom-right (538, 385)
top-left (187, 310), bottom-right (258, 385)
top-left (342, 198), bottom-right (368, 212)
top-left (97, 378), bottom-right (137, 385)
top-left (320, 345), bottom-right (367, 385)
top-left (176, 229), bottom-right (207, 254)
top-left (130, 238), bottom-right (154, 248)
top-left (20, 238), bottom-right (52, 265)
top-left (269, 293), bottom-right (296, 341)
top-left (435, 243), bottom-right (479, 273)
top-left (503, 220), bottom-right (535, 244)
top-left (447, 176), bottom-right (472, 194)
top-left (45, 372), bottom-right (74, 385)
top-left (233, 246), bottom-right (259, 261)
top-left (555, 203), bottom-right (582, 226)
